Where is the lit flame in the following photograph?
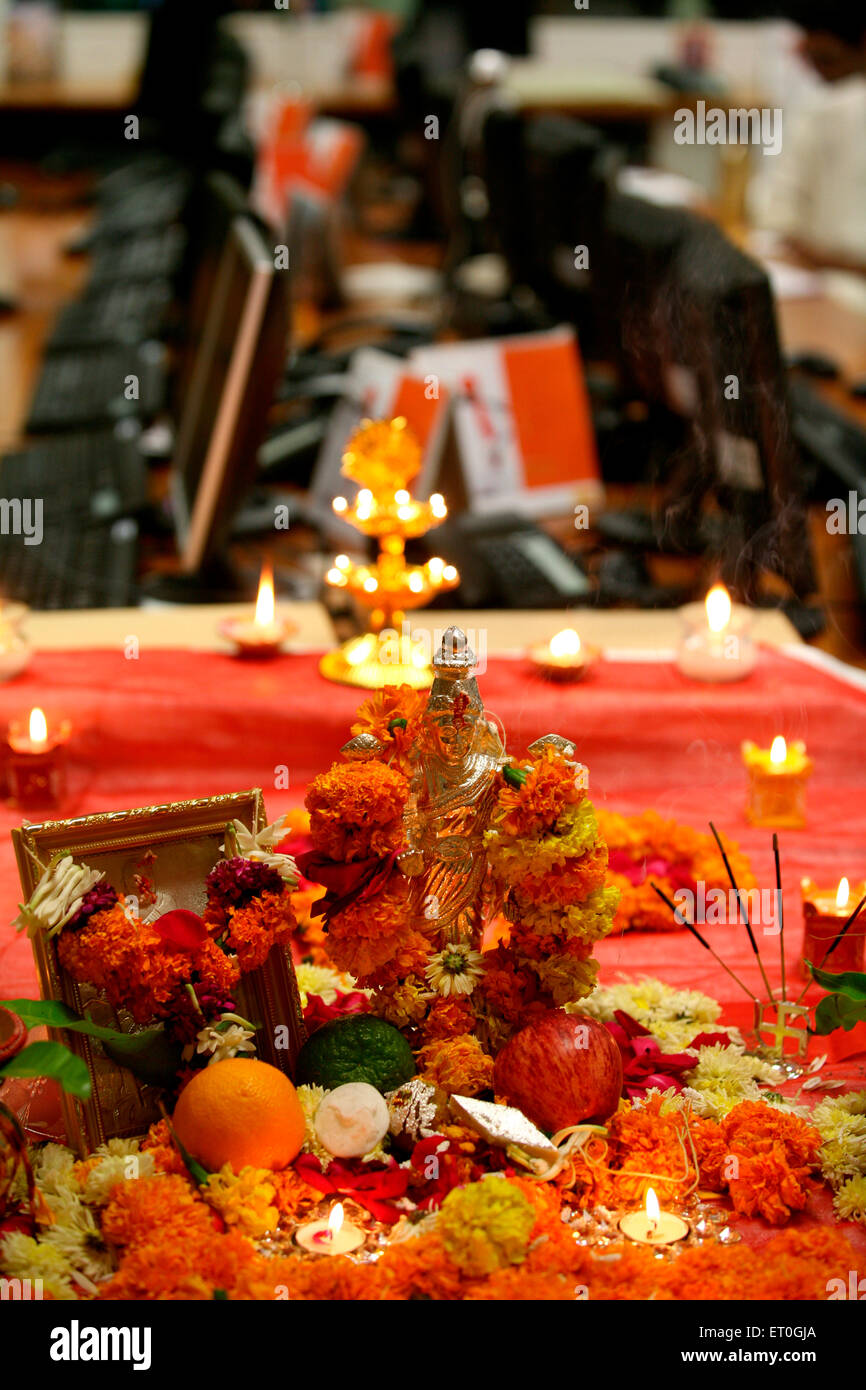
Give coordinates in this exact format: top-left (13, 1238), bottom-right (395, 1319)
top-left (442, 565), bottom-right (458, 583)
top-left (327, 1203), bottom-right (344, 1238)
top-left (705, 584), bottom-right (731, 634)
top-left (332, 496), bottom-right (348, 514)
top-left (346, 635), bottom-right (375, 667)
top-left (29, 707), bottom-right (47, 745)
top-left (254, 563), bottom-right (275, 627)
top-left (836, 877), bottom-right (850, 911)
top-left (397, 506), bottom-right (414, 522)
top-left (430, 493), bottom-right (447, 519)
top-left (770, 736), bottom-right (787, 765)
top-left (550, 628), bottom-right (581, 659)
top-left (428, 557), bottom-right (445, 580)
top-left (408, 573), bottom-right (423, 594)
top-left (335, 554), bottom-right (350, 571)
top-left (394, 490), bottom-right (410, 505)
top-left (363, 576), bottom-right (378, 593)
top-left (645, 1187), bottom-right (660, 1231)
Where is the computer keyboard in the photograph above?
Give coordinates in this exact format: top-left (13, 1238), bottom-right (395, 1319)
top-left (90, 174), bottom-right (191, 238)
top-left (87, 225), bottom-right (186, 288)
top-left (0, 518), bottom-right (139, 609)
top-left (1, 426), bottom-right (148, 524)
top-left (27, 342), bottom-right (166, 433)
top-left (48, 280), bottom-right (172, 350)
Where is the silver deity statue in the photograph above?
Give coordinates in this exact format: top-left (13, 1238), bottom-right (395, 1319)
top-left (399, 628), bottom-right (505, 944)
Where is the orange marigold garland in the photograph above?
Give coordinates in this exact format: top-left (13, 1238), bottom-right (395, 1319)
top-left (597, 809), bottom-right (755, 935)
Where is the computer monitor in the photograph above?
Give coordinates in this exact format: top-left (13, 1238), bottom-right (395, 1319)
top-left (171, 214), bottom-right (290, 577)
top-left (670, 220), bottom-right (817, 602)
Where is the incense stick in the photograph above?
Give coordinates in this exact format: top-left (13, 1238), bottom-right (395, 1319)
top-left (650, 882), bottom-right (761, 1004)
top-left (709, 821), bottom-right (776, 1005)
top-left (773, 834), bottom-right (786, 1002)
top-left (794, 893), bottom-right (866, 1006)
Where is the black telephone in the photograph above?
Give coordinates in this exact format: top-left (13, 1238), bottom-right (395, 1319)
top-left (429, 512), bottom-right (591, 609)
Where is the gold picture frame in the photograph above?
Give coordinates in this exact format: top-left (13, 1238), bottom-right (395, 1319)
top-left (11, 790), bottom-right (306, 1156)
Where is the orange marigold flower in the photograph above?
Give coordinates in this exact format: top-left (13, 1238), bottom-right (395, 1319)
top-left (224, 890), bottom-right (296, 973)
top-left (422, 995), bottom-right (478, 1041)
top-left (494, 746), bottom-right (585, 838)
top-left (102, 1174), bottom-right (219, 1252)
top-left (139, 1120), bottom-right (187, 1176)
top-left (473, 948), bottom-right (539, 1024)
top-left (99, 1229), bottom-right (259, 1301)
top-left (516, 843), bottom-right (608, 906)
top-left (306, 761), bottom-right (408, 862)
top-left (57, 903), bottom-right (191, 1024)
top-left (351, 685), bottom-right (426, 775)
top-left (325, 876), bottom-right (413, 980)
top-left (366, 930), bottom-right (433, 987)
top-left (417, 1032), bottom-right (494, 1097)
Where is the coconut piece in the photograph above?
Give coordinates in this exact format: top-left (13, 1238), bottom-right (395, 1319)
top-left (314, 1082), bottom-right (390, 1158)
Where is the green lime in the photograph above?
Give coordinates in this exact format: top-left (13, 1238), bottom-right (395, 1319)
top-left (296, 1015), bottom-right (415, 1094)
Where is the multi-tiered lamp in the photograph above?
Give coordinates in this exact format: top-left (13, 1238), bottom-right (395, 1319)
top-left (320, 417), bottom-right (459, 689)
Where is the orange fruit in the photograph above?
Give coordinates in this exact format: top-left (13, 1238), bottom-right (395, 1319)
top-left (172, 1059), bottom-right (305, 1173)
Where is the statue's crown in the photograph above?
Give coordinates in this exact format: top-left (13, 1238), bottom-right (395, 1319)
top-left (433, 627), bottom-right (476, 679)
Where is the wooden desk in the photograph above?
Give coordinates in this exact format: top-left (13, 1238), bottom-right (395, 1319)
top-left (0, 78), bottom-right (135, 112)
top-left (20, 601), bottom-right (798, 656)
top-left (24, 602), bottom-right (334, 653)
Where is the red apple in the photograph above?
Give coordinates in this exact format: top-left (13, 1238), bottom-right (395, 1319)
top-left (493, 1010), bottom-right (622, 1133)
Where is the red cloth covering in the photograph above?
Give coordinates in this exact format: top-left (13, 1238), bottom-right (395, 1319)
top-left (0, 645), bottom-right (865, 1256)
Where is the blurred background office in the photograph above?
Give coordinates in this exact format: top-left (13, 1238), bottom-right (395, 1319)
top-left (1, 0), bottom-right (866, 663)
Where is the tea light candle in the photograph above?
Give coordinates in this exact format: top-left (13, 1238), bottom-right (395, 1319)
top-left (529, 628), bottom-right (599, 682)
top-left (219, 562), bottom-right (295, 658)
top-left (800, 876), bottom-right (866, 978)
top-left (294, 1203), bottom-right (365, 1256)
top-left (742, 736), bottom-right (813, 829)
top-left (619, 1188), bottom-right (689, 1247)
top-left (6, 707), bottom-right (72, 807)
top-left (677, 585), bottom-right (756, 683)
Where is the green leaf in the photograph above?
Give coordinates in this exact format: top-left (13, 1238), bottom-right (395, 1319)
top-left (805, 964), bottom-right (866, 1001)
top-left (0, 1041), bottom-right (91, 1099)
top-left (812, 992), bottom-right (866, 1035)
top-left (158, 1105), bottom-right (210, 1187)
top-left (1, 998), bottom-right (181, 1089)
top-left (502, 765), bottom-right (528, 789)
top-left (101, 1031), bottom-right (183, 1089)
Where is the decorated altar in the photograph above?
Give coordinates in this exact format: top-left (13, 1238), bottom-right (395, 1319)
top-left (1, 629), bottom-right (866, 1305)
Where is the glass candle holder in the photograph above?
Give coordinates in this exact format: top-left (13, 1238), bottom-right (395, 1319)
top-left (800, 879), bottom-right (866, 978)
top-left (742, 738), bottom-right (812, 829)
top-left (676, 592), bottom-right (756, 683)
top-left (6, 711), bottom-right (72, 808)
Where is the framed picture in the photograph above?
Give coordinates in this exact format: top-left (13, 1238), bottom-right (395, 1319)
top-left (12, 790), bottom-right (306, 1156)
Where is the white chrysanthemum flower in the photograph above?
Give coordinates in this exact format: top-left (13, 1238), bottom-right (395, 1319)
top-left (0, 1232), bottom-right (77, 1298)
top-left (42, 1192), bottom-right (113, 1282)
top-left (295, 963), bottom-right (357, 1007)
top-left (425, 943), bottom-right (485, 997)
top-left (80, 1150), bottom-right (156, 1207)
top-left (833, 1175), bottom-right (866, 1223)
top-left (683, 1043), bottom-right (784, 1120)
top-left (13, 855), bottom-right (105, 938)
top-left (578, 976), bottom-right (737, 1052)
top-left (94, 1138), bottom-right (141, 1159)
top-left (32, 1143), bottom-right (77, 1196)
top-left (196, 1021), bottom-right (257, 1065)
top-left (298, 1084), bottom-right (332, 1167)
top-left (223, 817), bottom-right (298, 884)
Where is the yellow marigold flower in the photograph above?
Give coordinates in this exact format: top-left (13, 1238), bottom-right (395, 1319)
top-left (438, 1175), bottom-right (536, 1278)
top-left (204, 1165), bottom-right (279, 1238)
top-left (532, 953), bottom-right (599, 1005)
top-left (485, 800), bottom-right (598, 881)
